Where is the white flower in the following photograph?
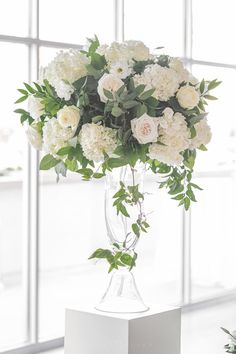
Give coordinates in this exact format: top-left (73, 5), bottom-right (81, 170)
top-left (131, 113), bottom-right (159, 144)
top-left (28, 96), bottom-right (44, 120)
top-left (176, 85), bottom-right (200, 109)
top-left (44, 49), bottom-right (89, 100)
top-left (57, 105), bottom-right (80, 129)
top-left (109, 60), bottom-right (132, 79)
top-left (79, 123), bottom-right (117, 162)
top-left (96, 44), bottom-right (109, 56)
top-left (25, 124), bottom-right (42, 150)
top-left (124, 40), bottom-right (150, 61)
top-left (190, 118), bottom-right (212, 149)
top-left (169, 58), bottom-right (189, 84)
top-left (148, 143), bottom-right (184, 166)
top-left (97, 73), bottom-right (124, 103)
top-left (148, 111), bottom-right (190, 166)
top-left (134, 64), bottom-right (179, 101)
top-left (42, 117), bottom-right (75, 157)
top-left (55, 81), bottom-right (74, 101)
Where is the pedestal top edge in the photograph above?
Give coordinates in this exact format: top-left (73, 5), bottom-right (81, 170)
top-left (65, 304), bottom-right (181, 320)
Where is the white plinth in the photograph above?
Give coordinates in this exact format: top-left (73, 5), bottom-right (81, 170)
top-left (65, 305), bottom-right (181, 354)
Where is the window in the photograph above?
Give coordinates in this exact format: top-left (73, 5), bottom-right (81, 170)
top-left (0, 0), bottom-right (236, 353)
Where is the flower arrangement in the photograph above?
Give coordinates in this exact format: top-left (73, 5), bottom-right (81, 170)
top-left (222, 328), bottom-right (236, 353)
top-left (15, 36), bottom-right (220, 271)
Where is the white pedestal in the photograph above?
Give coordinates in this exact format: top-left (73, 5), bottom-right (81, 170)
top-left (65, 305), bottom-right (181, 354)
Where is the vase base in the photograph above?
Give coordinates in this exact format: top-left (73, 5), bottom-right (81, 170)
top-left (96, 269), bottom-right (149, 314)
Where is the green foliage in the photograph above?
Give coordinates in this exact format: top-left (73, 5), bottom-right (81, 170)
top-left (40, 154), bottom-right (60, 170)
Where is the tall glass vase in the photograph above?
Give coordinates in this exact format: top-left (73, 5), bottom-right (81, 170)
top-left (95, 164), bottom-right (149, 313)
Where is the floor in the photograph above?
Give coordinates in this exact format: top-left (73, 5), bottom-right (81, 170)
top-left (39, 299), bottom-right (236, 354)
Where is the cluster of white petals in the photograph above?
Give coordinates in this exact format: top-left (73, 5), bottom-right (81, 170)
top-left (97, 73), bottom-right (124, 103)
top-left (176, 85), bottom-right (200, 109)
top-left (131, 113), bottom-right (159, 144)
top-left (190, 118), bottom-right (212, 149)
top-left (43, 50), bottom-right (89, 100)
top-left (42, 117), bottom-right (75, 157)
top-left (79, 123), bottom-right (117, 162)
top-left (26, 124), bottom-right (42, 150)
top-left (98, 40), bottom-right (150, 64)
top-left (148, 108), bottom-right (190, 166)
top-left (28, 96), bottom-right (44, 120)
top-left (134, 64), bottom-right (179, 101)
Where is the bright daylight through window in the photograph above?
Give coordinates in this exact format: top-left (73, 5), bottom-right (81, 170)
top-left (0, 0), bottom-right (236, 353)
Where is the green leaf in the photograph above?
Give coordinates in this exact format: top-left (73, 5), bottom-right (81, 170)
top-left (132, 223), bottom-right (140, 237)
top-left (15, 96), bottom-right (28, 104)
top-left (186, 189), bottom-right (197, 202)
top-left (198, 144), bottom-right (208, 151)
top-left (171, 193), bottom-right (185, 200)
top-left (120, 253), bottom-right (133, 266)
top-left (190, 126), bottom-right (196, 138)
top-left (139, 88), bottom-right (155, 100)
top-left (112, 106), bottom-right (123, 117)
top-left (123, 100), bottom-right (139, 109)
top-left (88, 248), bottom-right (112, 260)
top-left (103, 89), bottom-right (113, 100)
top-left (92, 115), bottom-right (104, 123)
top-left (40, 154), bottom-right (60, 170)
top-left (24, 83), bottom-right (35, 94)
top-left (208, 80), bottom-right (222, 90)
top-left (199, 79), bottom-right (205, 94)
top-left (204, 94), bottom-right (218, 100)
top-left (134, 84), bottom-right (146, 95)
top-left (136, 103), bottom-right (147, 118)
top-left (17, 88), bottom-right (28, 95)
top-left (14, 108), bottom-right (28, 114)
top-left (93, 173), bottom-right (104, 179)
top-left (184, 197), bottom-right (191, 211)
top-left (57, 146), bottom-right (73, 156)
top-left (189, 183), bottom-right (203, 191)
top-left (91, 53), bottom-right (106, 70)
top-left (119, 204), bottom-right (130, 217)
top-left (65, 159), bottom-right (78, 171)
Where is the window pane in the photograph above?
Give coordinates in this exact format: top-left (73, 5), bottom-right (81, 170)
top-left (192, 65), bottom-right (236, 171)
top-left (0, 0), bottom-right (29, 37)
top-left (39, 0), bottom-right (114, 44)
top-left (124, 0), bottom-right (184, 56)
top-left (0, 42), bottom-right (28, 350)
top-left (191, 176), bottom-right (236, 302)
top-left (192, 0), bottom-right (236, 64)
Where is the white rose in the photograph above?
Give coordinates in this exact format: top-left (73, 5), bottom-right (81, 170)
top-left (97, 73), bottom-right (124, 103)
top-left (109, 61), bottom-right (132, 79)
top-left (176, 85), bottom-right (200, 109)
top-left (190, 118), bottom-right (212, 149)
top-left (131, 113), bottom-right (159, 144)
top-left (57, 105), bottom-right (80, 129)
top-left (163, 107), bottom-right (174, 120)
top-left (28, 95), bottom-right (44, 120)
top-left (26, 124), bottom-right (42, 150)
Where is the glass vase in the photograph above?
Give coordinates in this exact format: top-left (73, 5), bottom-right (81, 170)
top-left (95, 164), bottom-right (149, 313)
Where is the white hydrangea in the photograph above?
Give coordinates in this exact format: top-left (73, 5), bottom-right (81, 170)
top-left (176, 85), bottom-right (200, 109)
top-left (43, 50), bottom-right (89, 100)
top-left (109, 60), bottom-right (132, 79)
top-left (124, 40), bottom-right (150, 61)
top-left (134, 64), bottom-right (179, 101)
top-left (169, 58), bottom-right (199, 85)
top-left (79, 123), bottom-right (117, 162)
top-left (42, 117), bottom-right (75, 157)
top-left (149, 143), bottom-right (184, 166)
top-left (97, 73), bottom-right (124, 103)
top-left (190, 118), bottom-right (212, 149)
top-left (28, 95), bottom-right (44, 120)
top-left (99, 40), bottom-right (150, 64)
top-left (25, 124), bottom-right (42, 150)
top-left (148, 110), bottom-right (190, 166)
